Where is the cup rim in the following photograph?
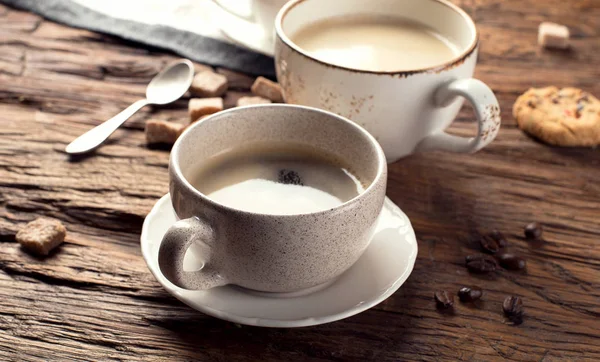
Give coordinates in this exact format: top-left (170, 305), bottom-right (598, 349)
top-left (171, 104), bottom-right (387, 218)
top-left (275, 0), bottom-right (479, 75)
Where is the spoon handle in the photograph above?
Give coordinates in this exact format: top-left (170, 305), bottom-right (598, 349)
top-left (65, 99), bottom-right (149, 155)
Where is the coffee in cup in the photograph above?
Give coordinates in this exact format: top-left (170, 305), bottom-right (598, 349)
top-left (189, 142), bottom-right (365, 215)
top-left (290, 15), bottom-right (459, 72)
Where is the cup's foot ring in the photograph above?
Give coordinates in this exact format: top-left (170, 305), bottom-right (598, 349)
top-left (234, 277), bottom-right (339, 299)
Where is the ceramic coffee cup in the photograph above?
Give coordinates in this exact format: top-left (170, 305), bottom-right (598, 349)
top-left (158, 104), bottom-right (387, 294)
top-left (275, 0), bottom-right (501, 163)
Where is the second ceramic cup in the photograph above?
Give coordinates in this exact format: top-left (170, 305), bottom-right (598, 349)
top-left (275, 0), bottom-right (501, 163)
top-left (158, 105), bottom-right (387, 294)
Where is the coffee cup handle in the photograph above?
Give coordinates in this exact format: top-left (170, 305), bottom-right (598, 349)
top-left (158, 216), bottom-right (228, 290)
top-left (416, 78), bottom-right (501, 153)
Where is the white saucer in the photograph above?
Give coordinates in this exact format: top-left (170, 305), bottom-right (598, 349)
top-left (141, 194), bottom-right (418, 327)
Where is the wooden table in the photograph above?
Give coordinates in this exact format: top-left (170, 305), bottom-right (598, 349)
top-left (1, 1), bottom-right (599, 361)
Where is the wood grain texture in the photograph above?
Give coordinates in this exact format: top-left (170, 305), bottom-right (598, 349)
top-left (1, 1), bottom-right (599, 361)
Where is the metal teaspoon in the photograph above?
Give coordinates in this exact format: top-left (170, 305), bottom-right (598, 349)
top-left (65, 59), bottom-right (194, 155)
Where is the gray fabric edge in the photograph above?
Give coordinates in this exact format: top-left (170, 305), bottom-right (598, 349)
top-left (0, 0), bottom-right (275, 78)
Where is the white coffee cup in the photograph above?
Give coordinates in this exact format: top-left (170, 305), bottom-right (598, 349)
top-left (158, 105), bottom-right (387, 293)
top-left (274, 0), bottom-right (501, 163)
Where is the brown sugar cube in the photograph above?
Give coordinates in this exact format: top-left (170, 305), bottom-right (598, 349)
top-left (538, 22), bottom-right (569, 49)
top-left (217, 68), bottom-right (255, 90)
top-left (190, 71), bottom-right (228, 97)
top-left (189, 97), bottom-right (223, 122)
top-left (193, 63), bottom-right (213, 75)
top-left (188, 114), bottom-right (212, 124)
top-left (251, 76), bottom-right (284, 102)
top-left (16, 218), bottom-right (66, 256)
top-left (145, 120), bottom-right (185, 144)
top-left (236, 96), bottom-right (272, 107)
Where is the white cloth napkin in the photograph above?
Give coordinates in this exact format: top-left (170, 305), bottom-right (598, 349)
top-left (2, 0), bottom-right (275, 75)
top-left (71, 0), bottom-right (249, 43)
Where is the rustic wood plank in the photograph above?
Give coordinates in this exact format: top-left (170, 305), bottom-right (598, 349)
top-left (0, 0), bottom-right (599, 360)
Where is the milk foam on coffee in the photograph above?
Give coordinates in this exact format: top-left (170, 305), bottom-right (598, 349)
top-left (290, 15), bottom-right (460, 71)
top-left (190, 143), bottom-right (365, 215)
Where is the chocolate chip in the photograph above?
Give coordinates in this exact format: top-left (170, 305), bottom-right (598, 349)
top-left (489, 230), bottom-right (508, 248)
top-left (527, 100), bottom-right (536, 108)
top-left (503, 296), bottom-right (524, 324)
top-left (496, 252), bottom-right (527, 270)
top-left (524, 222), bottom-right (543, 240)
top-left (458, 287), bottom-right (483, 302)
top-left (576, 103), bottom-right (584, 118)
top-left (434, 290), bottom-right (454, 309)
top-left (466, 254), bottom-right (497, 273)
top-left (278, 169), bottom-right (303, 186)
top-left (578, 94), bottom-right (589, 103)
top-left (551, 97), bottom-right (560, 104)
top-left (480, 234), bottom-right (501, 254)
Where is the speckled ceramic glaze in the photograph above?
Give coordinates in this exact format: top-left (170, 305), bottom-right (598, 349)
top-left (158, 105), bottom-right (387, 293)
top-left (274, 0), bottom-right (501, 163)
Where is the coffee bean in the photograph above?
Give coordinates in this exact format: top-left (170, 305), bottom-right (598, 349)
top-left (458, 286), bottom-right (483, 302)
top-left (503, 296), bottom-right (524, 324)
top-left (465, 254), bottom-right (497, 273)
top-left (489, 230), bottom-right (508, 248)
top-left (480, 234), bottom-right (500, 254)
top-left (524, 222), bottom-right (543, 240)
top-left (503, 296), bottom-right (523, 316)
top-left (434, 290), bottom-right (454, 309)
top-left (497, 252), bottom-right (527, 270)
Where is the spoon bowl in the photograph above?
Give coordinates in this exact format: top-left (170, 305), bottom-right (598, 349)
top-left (147, 60), bottom-right (195, 104)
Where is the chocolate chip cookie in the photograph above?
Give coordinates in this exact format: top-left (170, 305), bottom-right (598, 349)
top-left (513, 87), bottom-right (600, 146)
